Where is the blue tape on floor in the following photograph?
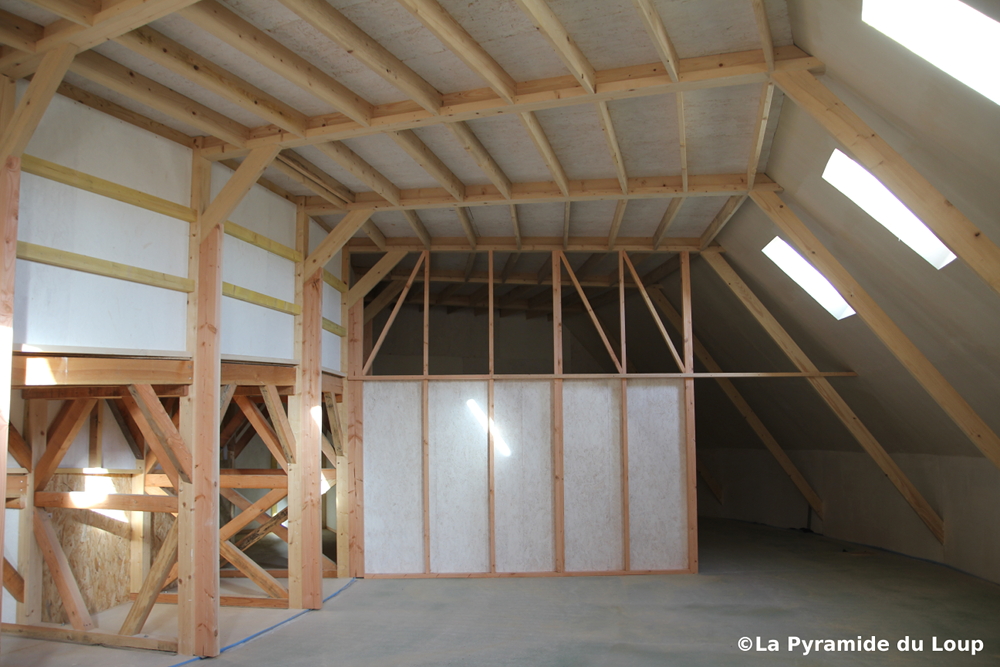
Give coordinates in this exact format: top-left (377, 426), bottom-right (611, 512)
top-left (167, 578), bottom-right (357, 666)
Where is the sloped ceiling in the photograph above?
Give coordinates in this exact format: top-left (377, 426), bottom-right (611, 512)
top-left (672, 0), bottom-right (1000, 459)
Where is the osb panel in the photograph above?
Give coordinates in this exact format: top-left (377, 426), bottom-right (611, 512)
top-left (41, 474), bottom-right (132, 624)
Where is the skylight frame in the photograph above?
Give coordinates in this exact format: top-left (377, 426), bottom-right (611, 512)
top-left (863, 0), bottom-right (1000, 106)
top-left (822, 149), bottom-right (957, 270)
top-left (762, 237), bottom-right (857, 321)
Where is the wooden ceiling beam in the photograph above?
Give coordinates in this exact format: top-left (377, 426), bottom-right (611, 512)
top-left (509, 204), bottom-right (522, 251)
top-left (455, 207), bottom-right (478, 250)
top-left (274, 151), bottom-right (354, 207)
top-left (346, 236), bottom-right (702, 254)
top-left (519, 111), bottom-right (569, 197)
top-left (397, 0), bottom-right (516, 104)
top-left (278, 0), bottom-right (442, 114)
top-left (676, 92), bottom-right (688, 192)
top-left (596, 101), bottom-right (628, 195)
top-left (70, 50), bottom-right (250, 147)
top-left (607, 199), bottom-right (628, 249)
top-left (115, 26), bottom-right (309, 136)
top-left (304, 174), bottom-right (779, 214)
top-left (390, 129), bottom-right (466, 202)
top-left (699, 195), bottom-right (746, 249)
top-left (315, 141), bottom-right (401, 206)
top-left (513, 0), bottom-right (595, 93)
top-left (631, 0), bottom-right (680, 81)
top-left (653, 197), bottom-right (685, 250)
top-left (447, 121), bottom-right (512, 199)
top-left (562, 202), bottom-right (571, 250)
top-left (750, 0), bottom-right (775, 71)
top-left (24, 0), bottom-right (97, 26)
top-left (33, 0), bottom-right (203, 53)
top-left (180, 1), bottom-right (373, 127)
top-left (402, 209), bottom-right (432, 250)
top-left (747, 81), bottom-right (775, 189)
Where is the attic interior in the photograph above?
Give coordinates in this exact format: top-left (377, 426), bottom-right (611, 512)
top-left (0, 0), bottom-right (997, 663)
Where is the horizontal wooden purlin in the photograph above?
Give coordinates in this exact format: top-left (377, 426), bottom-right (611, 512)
top-left (132, 593), bottom-right (289, 609)
top-left (200, 46), bottom-right (822, 158)
top-left (0, 623), bottom-right (177, 652)
top-left (17, 241), bottom-right (195, 293)
top-left (20, 384), bottom-right (190, 400)
top-left (222, 282), bottom-right (301, 315)
top-left (323, 269), bottom-right (347, 293)
top-left (221, 362), bottom-right (296, 387)
top-left (382, 267), bottom-right (612, 288)
top-left (146, 469), bottom-right (336, 489)
top-left (12, 356), bottom-right (193, 388)
top-left (35, 492), bottom-right (178, 513)
top-left (304, 175), bottom-right (779, 214)
top-left (224, 221), bottom-right (301, 262)
top-left (21, 154), bottom-right (196, 221)
top-left (346, 236), bottom-right (703, 253)
top-left (323, 318), bottom-right (346, 337)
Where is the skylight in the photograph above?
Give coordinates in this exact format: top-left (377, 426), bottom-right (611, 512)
top-left (863, 0), bottom-right (1000, 105)
top-left (822, 149), bottom-right (957, 269)
top-left (762, 237), bottom-right (856, 320)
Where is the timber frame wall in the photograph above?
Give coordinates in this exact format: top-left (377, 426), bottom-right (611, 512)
top-left (0, 0), bottom-right (994, 659)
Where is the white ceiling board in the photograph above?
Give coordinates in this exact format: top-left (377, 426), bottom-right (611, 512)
top-left (217, 0), bottom-right (416, 105)
top-left (293, 145), bottom-right (372, 194)
top-left (436, 0), bottom-right (570, 83)
top-left (546, 0), bottom-right (659, 71)
top-left (465, 115), bottom-right (552, 184)
top-left (534, 105), bottom-right (618, 181)
top-left (648, 0), bottom-right (785, 59)
top-left (404, 207), bottom-right (471, 238)
top-left (370, 211), bottom-right (419, 238)
top-left (664, 196), bottom-right (726, 238)
top-left (411, 125), bottom-right (490, 187)
top-left (516, 202), bottom-right (567, 237)
top-left (60, 71), bottom-right (206, 139)
top-left (149, 14), bottom-right (338, 117)
top-left (465, 205), bottom-right (514, 237)
top-left (756, 89), bottom-right (785, 177)
top-left (684, 83), bottom-right (761, 175)
top-left (567, 200), bottom-right (619, 237)
top-left (609, 94), bottom-right (681, 178)
top-left (342, 133), bottom-right (441, 190)
top-left (0, 0), bottom-right (58, 25)
top-left (91, 41), bottom-right (270, 128)
top-left (617, 198), bottom-right (672, 238)
top-left (331, 0), bottom-right (488, 94)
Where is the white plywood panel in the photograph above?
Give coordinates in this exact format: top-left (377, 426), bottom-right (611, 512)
top-left (211, 163), bottom-right (297, 248)
top-left (363, 381), bottom-right (425, 574)
top-left (222, 235), bottom-right (295, 304)
top-left (220, 298), bottom-right (294, 361)
top-left (627, 379), bottom-right (688, 571)
top-left (493, 380), bottom-right (554, 573)
top-left (14, 261), bottom-right (187, 352)
top-left (428, 380), bottom-right (489, 573)
top-left (563, 379), bottom-right (623, 572)
top-left (25, 85), bottom-right (192, 205)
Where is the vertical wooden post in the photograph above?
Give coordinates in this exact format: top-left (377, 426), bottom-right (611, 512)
top-left (337, 252), bottom-right (350, 578)
top-left (680, 251), bottom-right (698, 573)
top-left (551, 251), bottom-right (565, 572)
top-left (178, 149), bottom-right (220, 657)
top-left (17, 400), bottom-right (45, 624)
top-left (0, 88), bottom-right (17, 631)
top-left (290, 204), bottom-right (323, 608)
top-left (347, 296), bottom-right (365, 577)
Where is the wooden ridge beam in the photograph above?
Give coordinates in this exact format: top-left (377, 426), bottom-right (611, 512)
top-left (750, 191), bottom-right (1000, 473)
top-left (772, 69), bottom-right (1000, 298)
top-left (278, 0), bottom-right (441, 114)
top-left (180, 1), bottom-right (373, 126)
top-left (514, 0), bottom-right (595, 93)
top-left (703, 248), bottom-right (945, 542)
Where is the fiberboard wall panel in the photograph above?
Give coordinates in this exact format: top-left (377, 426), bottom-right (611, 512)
top-left (627, 379), bottom-right (688, 571)
top-left (493, 380), bottom-right (554, 573)
top-left (428, 381), bottom-right (489, 573)
top-left (563, 379), bottom-right (623, 572)
top-left (363, 381), bottom-right (425, 574)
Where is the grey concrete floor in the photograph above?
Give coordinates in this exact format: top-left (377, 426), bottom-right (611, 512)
top-left (5, 519), bottom-right (999, 666)
top-left (201, 519), bottom-right (1000, 666)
